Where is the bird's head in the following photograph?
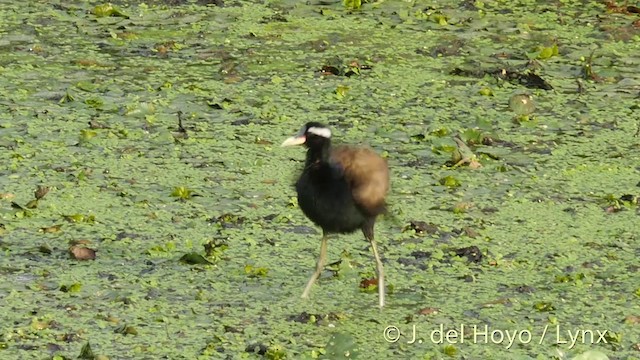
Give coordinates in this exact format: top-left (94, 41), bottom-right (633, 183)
top-left (281, 122), bottom-right (332, 149)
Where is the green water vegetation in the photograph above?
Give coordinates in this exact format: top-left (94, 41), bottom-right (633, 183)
top-left (0, 0), bottom-right (639, 359)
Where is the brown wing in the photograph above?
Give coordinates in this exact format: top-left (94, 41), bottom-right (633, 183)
top-left (331, 145), bottom-right (390, 215)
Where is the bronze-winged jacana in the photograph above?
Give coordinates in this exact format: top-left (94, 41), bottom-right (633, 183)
top-left (281, 122), bottom-right (389, 308)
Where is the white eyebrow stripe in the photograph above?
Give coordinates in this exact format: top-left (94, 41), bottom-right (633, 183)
top-left (307, 126), bottom-right (331, 138)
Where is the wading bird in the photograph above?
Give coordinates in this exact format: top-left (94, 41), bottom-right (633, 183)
top-left (281, 122), bottom-right (390, 308)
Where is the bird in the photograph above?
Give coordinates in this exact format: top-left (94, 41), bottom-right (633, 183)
top-left (281, 122), bottom-right (390, 308)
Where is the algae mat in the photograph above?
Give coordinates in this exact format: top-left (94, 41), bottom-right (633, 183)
top-left (0, 0), bottom-right (639, 359)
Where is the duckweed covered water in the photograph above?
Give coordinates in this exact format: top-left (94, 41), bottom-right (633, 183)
top-left (0, 0), bottom-right (639, 359)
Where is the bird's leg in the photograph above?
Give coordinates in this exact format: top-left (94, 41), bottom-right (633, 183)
top-left (363, 219), bottom-right (385, 309)
top-left (301, 231), bottom-right (328, 299)
top-left (369, 240), bottom-right (385, 309)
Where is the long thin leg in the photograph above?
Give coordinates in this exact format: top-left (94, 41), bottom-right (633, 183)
top-left (369, 239), bottom-right (385, 308)
top-left (363, 219), bottom-right (385, 309)
top-left (301, 232), bottom-right (328, 299)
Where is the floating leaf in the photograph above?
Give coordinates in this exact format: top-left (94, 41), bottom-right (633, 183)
top-left (450, 135), bottom-right (482, 169)
top-left (533, 301), bottom-right (555, 312)
top-left (244, 264), bottom-right (269, 277)
top-left (443, 344), bottom-right (457, 356)
top-left (554, 272), bottom-right (585, 283)
top-left (88, 119), bottom-right (110, 129)
top-left (536, 44), bottom-right (559, 60)
top-left (0, 193), bottom-right (16, 200)
top-left (619, 194), bottom-right (638, 205)
top-left (74, 59), bottom-right (108, 67)
top-left (25, 199), bottom-right (39, 209)
top-left (59, 91), bottom-right (75, 103)
top-left (431, 13), bottom-right (448, 26)
top-left (343, 0), bottom-right (362, 10)
top-left (255, 137), bottom-right (273, 145)
top-left (34, 186), bottom-right (50, 200)
top-left (11, 202), bottom-right (33, 218)
top-left (203, 238), bottom-right (229, 258)
top-left (439, 175), bottom-right (461, 188)
top-left (418, 307), bottom-right (439, 315)
top-left (40, 224), bottom-right (63, 233)
top-left (403, 220), bottom-right (439, 235)
top-left (335, 85), bottom-right (349, 99)
top-left (70, 239), bottom-right (93, 246)
top-left (39, 244), bottom-right (52, 255)
top-left (69, 246), bottom-right (97, 260)
top-left (245, 343), bottom-right (269, 355)
top-left (571, 350), bottom-right (610, 360)
top-left (481, 297), bottom-right (511, 307)
top-left (509, 94), bottom-right (535, 115)
top-left (85, 97), bottom-right (104, 109)
top-left (359, 277), bottom-right (378, 292)
top-left (453, 202), bottom-right (473, 214)
top-left (454, 245), bottom-right (482, 263)
top-left (179, 252), bottom-right (213, 265)
top-left (478, 87), bottom-right (493, 96)
top-left (210, 213), bottom-right (246, 228)
top-left (171, 186), bottom-right (194, 200)
top-left (60, 283), bottom-right (83, 293)
top-left (603, 331), bottom-right (621, 345)
top-left (265, 344), bottom-right (287, 360)
top-left (62, 214), bottom-right (96, 223)
top-left (79, 129), bottom-right (98, 143)
top-left (11, 202), bottom-right (26, 210)
top-left (624, 315), bottom-right (640, 324)
top-left (78, 342), bottom-right (94, 360)
top-left (92, 3), bottom-right (128, 18)
top-left (147, 241), bottom-right (177, 256)
top-left (324, 332), bottom-right (359, 359)
top-left (64, 214), bottom-right (85, 223)
top-left (114, 324), bottom-right (138, 336)
top-left (31, 318), bottom-right (52, 331)
top-left (76, 168), bottom-right (93, 181)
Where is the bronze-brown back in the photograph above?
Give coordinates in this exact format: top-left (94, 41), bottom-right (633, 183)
top-left (330, 145), bottom-right (389, 214)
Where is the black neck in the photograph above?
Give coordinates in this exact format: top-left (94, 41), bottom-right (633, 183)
top-left (305, 139), bottom-right (331, 165)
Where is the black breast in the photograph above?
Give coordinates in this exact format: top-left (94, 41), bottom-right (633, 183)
top-left (295, 162), bottom-right (367, 234)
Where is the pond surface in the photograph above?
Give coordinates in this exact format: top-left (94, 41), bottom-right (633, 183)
top-left (0, 0), bottom-right (639, 359)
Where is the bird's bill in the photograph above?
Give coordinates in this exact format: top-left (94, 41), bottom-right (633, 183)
top-left (281, 135), bottom-right (306, 147)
